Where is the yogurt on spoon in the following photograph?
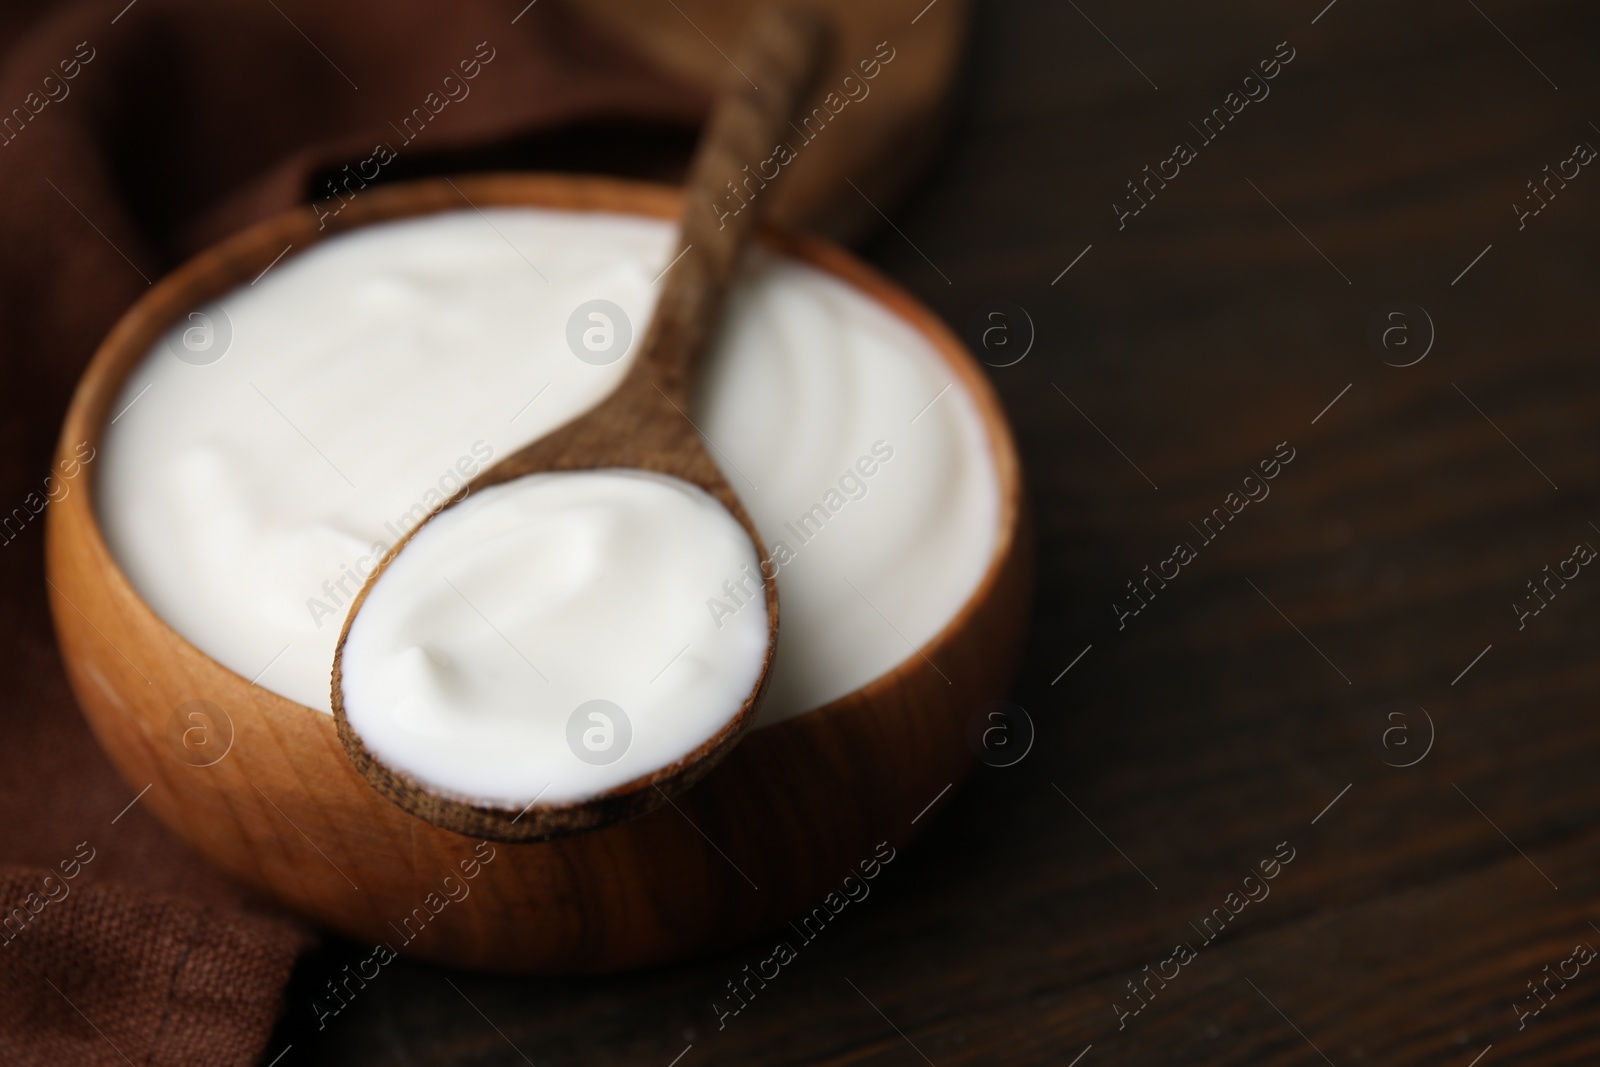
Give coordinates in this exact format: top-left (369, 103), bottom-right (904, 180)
top-left (337, 469), bottom-right (770, 808)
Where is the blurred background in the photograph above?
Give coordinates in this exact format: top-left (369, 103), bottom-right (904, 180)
top-left (3, 0), bottom-right (1600, 1063)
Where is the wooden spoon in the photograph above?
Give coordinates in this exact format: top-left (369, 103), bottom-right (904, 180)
top-left (329, 8), bottom-right (831, 843)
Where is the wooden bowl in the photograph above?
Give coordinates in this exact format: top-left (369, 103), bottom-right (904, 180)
top-left (44, 174), bottom-right (1031, 973)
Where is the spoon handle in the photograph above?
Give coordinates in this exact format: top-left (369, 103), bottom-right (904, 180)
top-left (644, 7), bottom-right (833, 399)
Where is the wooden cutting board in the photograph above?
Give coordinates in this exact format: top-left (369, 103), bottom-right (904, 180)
top-left (581, 0), bottom-right (968, 241)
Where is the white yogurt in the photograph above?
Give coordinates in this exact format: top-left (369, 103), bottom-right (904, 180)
top-left (338, 470), bottom-right (769, 806)
top-left (98, 208), bottom-right (999, 767)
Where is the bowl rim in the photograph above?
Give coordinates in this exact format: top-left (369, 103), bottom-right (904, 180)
top-left (54, 170), bottom-right (1024, 763)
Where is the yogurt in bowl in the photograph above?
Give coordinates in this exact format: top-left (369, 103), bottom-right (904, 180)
top-left (48, 174), bottom-right (1031, 971)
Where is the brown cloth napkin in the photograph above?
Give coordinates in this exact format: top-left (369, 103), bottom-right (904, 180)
top-left (0, 2), bottom-right (706, 1062)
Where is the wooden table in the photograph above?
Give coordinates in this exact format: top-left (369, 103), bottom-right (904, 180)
top-left (271, 0), bottom-right (1600, 1061)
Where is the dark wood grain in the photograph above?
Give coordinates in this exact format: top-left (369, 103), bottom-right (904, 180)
top-left (264, 0), bottom-right (1600, 1062)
